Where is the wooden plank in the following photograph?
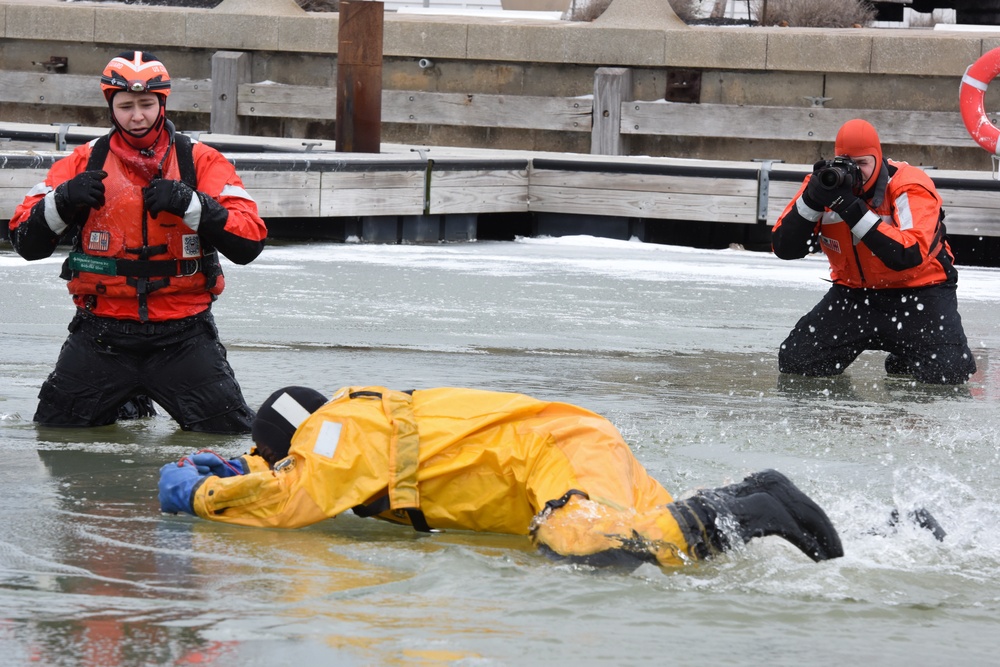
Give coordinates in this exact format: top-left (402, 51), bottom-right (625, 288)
top-left (385, 90), bottom-right (591, 131)
top-left (529, 186), bottom-right (757, 224)
top-left (253, 188), bottom-right (322, 218)
top-left (938, 208), bottom-right (1000, 236)
top-left (238, 83), bottom-right (591, 131)
top-left (939, 187), bottom-right (1000, 211)
top-left (0, 71), bottom-right (212, 113)
top-left (529, 169), bottom-right (759, 197)
top-left (324, 169), bottom-right (425, 189)
top-left (1, 166), bottom-right (47, 217)
top-left (427, 165), bottom-right (529, 213)
top-left (430, 187), bottom-right (530, 214)
top-left (0, 168), bottom-right (48, 189)
top-left (238, 82), bottom-right (336, 120)
top-left (322, 188), bottom-right (425, 217)
top-left (622, 101), bottom-right (981, 148)
top-left (232, 170), bottom-right (318, 190)
top-left (0, 72), bottom-right (97, 107)
top-left (237, 170), bottom-right (321, 218)
top-left (764, 180), bottom-right (804, 225)
top-left (430, 166), bottom-right (529, 189)
top-left (320, 167), bottom-right (425, 216)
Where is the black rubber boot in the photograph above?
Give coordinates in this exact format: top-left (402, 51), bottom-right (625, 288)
top-left (885, 353), bottom-right (913, 376)
top-left (888, 507), bottom-right (946, 542)
top-left (670, 470), bottom-right (844, 562)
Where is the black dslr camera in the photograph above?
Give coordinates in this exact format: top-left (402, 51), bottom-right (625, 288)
top-left (815, 156), bottom-right (862, 191)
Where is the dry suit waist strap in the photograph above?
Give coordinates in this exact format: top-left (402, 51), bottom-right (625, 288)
top-left (68, 251), bottom-right (218, 278)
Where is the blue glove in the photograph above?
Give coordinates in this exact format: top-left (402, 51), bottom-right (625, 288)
top-left (189, 452), bottom-right (245, 478)
top-left (158, 462), bottom-right (205, 515)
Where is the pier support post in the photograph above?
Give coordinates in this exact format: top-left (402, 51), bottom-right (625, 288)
top-left (210, 51), bottom-right (250, 135)
top-left (591, 67), bottom-right (632, 156)
top-left (337, 1), bottom-right (384, 153)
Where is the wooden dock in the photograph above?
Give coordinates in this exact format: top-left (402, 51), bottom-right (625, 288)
top-left (2, 121), bottom-right (1000, 248)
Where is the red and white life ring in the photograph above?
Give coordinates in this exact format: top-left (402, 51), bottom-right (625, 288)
top-left (960, 47), bottom-right (1000, 154)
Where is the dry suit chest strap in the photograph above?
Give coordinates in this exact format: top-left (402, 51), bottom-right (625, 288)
top-left (68, 251), bottom-right (218, 278)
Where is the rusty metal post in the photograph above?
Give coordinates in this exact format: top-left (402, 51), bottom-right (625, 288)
top-left (336, 1), bottom-right (384, 153)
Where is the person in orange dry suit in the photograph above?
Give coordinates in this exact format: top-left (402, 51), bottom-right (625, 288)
top-left (771, 118), bottom-right (975, 384)
top-left (159, 386), bottom-right (844, 568)
top-left (8, 51), bottom-right (267, 431)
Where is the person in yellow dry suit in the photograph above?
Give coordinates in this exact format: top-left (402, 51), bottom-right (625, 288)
top-left (158, 386), bottom-right (844, 567)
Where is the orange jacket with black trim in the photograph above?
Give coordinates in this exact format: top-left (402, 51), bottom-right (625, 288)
top-left (8, 127), bottom-right (266, 322)
top-left (771, 159), bottom-right (957, 289)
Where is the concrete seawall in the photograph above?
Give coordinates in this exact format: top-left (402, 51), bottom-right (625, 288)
top-left (4, 0), bottom-right (1000, 169)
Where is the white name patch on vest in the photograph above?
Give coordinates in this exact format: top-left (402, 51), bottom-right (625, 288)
top-left (313, 421), bottom-right (342, 459)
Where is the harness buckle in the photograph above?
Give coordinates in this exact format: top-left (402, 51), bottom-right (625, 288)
top-left (177, 258), bottom-right (200, 277)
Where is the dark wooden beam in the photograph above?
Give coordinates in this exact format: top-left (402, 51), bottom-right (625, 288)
top-left (336, 1), bottom-right (384, 154)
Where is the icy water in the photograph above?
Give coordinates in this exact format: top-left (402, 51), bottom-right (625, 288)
top-left (1, 236), bottom-right (999, 666)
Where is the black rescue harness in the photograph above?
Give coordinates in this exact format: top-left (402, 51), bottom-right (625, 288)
top-left (61, 130), bottom-right (222, 322)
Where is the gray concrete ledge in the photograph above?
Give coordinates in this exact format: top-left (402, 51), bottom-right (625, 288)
top-left (4, 1), bottom-right (1000, 74)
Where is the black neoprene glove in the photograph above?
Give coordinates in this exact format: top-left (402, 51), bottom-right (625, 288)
top-left (801, 160), bottom-right (856, 213)
top-left (800, 170), bottom-right (829, 211)
top-left (832, 197), bottom-right (871, 229)
top-left (143, 178), bottom-right (194, 219)
top-left (54, 170), bottom-right (107, 220)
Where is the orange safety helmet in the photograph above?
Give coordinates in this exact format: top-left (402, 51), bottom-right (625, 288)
top-left (100, 51), bottom-right (171, 103)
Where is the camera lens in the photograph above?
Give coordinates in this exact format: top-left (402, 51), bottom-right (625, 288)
top-left (818, 168), bottom-right (843, 189)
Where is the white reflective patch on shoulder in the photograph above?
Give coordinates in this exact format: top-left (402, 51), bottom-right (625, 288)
top-left (313, 421), bottom-right (342, 458)
top-left (273, 392), bottom-right (313, 428)
top-left (221, 184), bottom-right (256, 202)
top-left (895, 192), bottom-right (914, 230)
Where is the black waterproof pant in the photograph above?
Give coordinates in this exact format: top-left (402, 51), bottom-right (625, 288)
top-left (778, 282), bottom-right (976, 385)
top-left (34, 309), bottom-right (255, 433)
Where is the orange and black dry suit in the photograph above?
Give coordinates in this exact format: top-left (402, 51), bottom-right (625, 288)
top-left (192, 387), bottom-right (710, 567)
top-left (772, 158), bottom-right (955, 289)
top-left (8, 124), bottom-right (266, 430)
top-left (771, 159), bottom-right (975, 383)
top-left (9, 123), bottom-right (266, 322)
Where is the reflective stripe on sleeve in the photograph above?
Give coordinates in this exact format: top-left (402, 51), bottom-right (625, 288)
top-left (796, 197), bottom-right (824, 221)
top-left (43, 190), bottom-right (68, 235)
top-left (183, 191), bottom-right (203, 231)
top-left (851, 210), bottom-right (881, 240)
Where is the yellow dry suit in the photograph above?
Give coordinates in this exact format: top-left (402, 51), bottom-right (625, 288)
top-left (192, 386), bottom-right (703, 567)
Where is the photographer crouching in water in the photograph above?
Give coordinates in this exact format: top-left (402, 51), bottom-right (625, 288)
top-left (771, 119), bottom-right (976, 385)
